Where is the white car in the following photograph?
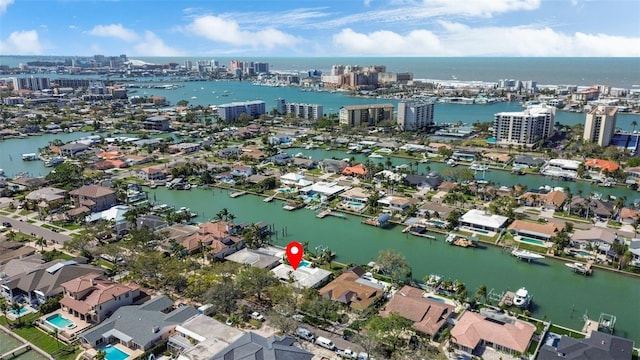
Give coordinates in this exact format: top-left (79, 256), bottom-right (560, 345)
top-left (336, 349), bottom-right (357, 359)
top-left (250, 312), bottom-right (265, 321)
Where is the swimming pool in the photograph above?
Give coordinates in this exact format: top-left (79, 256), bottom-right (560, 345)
top-left (278, 189), bottom-right (295, 193)
top-left (299, 260), bottom-right (311, 268)
top-left (519, 237), bottom-right (546, 246)
top-left (348, 202), bottom-right (364, 208)
top-left (101, 345), bottom-right (130, 360)
top-left (9, 307), bottom-right (28, 316)
top-left (46, 314), bottom-right (76, 330)
top-left (573, 250), bottom-right (591, 257)
top-left (426, 296), bottom-right (446, 303)
top-left (429, 220), bottom-right (445, 226)
top-left (474, 229), bottom-right (489, 234)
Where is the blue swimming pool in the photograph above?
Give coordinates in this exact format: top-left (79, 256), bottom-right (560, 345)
top-left (101, 345), bottom-right (130, 360)
top-left (348, 202), bottom-right (364, 208)
top-left (46, 314), bottom-right (75, 330)
top-left (278, 189), bottom-right (295, 193)
top-left (10, 307), bottom-right (28, 316)
top-left (520, 237), bottom-right (546, 246)
top-left (299, 260), bottom-right (311, 268)
top-left (427, 296), bottom-right (446, 303)
top-left (573, 250), bottom-right (591, 257)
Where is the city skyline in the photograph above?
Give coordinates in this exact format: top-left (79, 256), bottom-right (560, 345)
top-left (0, 0), bottom-right (639, 57)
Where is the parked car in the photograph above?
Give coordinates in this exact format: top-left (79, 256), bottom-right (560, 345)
top-left (2, 222), bottom-right (11, 227)
top-left (250, 312), bottom-right (265, 322)
top-left (315, 336), bottom-right (336, 351)
top-left (336, 349), bottom-right (357, 359)
top-left (295, 327), bottom-right (315, 342)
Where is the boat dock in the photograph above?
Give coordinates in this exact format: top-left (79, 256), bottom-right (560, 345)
top-left (498, 291), bottom-right (516, 307)
top-left (316, 209), bottom-right (346, 219)
top-left (263, 195), bottom-right (276, 202)
top-left (567, 260), bottom-right (594, 275)
top-left (283, 201), bottom-right (304, 211)
top-left (230, 191), bottom-right (247, 198)
top-left (0, 344), bottom-right (31, 360)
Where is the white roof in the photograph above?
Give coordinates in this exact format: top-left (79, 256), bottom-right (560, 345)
top-left (280, 173), bottom-right (305, 181)
top-left (460, 209), bottom-right (508, 229)
top-left (85, 205), bottom-right (130, 224)
top-left (548, 159), bottom-right (581, 170)
top-left (271, 263), bottom-right (332, 288)
top-left (300, 181), bottom-right (345, 196)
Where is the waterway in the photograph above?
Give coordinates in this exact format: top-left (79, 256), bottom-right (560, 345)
top-left (151, 186), bottom-right (640, 342)
top-left (0, 328), bottom-right (47, 360)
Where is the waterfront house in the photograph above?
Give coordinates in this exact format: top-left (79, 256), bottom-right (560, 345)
top-left (377, 195), bottom-right (418, 214)
top-left (404, 173), bottom-right (443, 190)
top-left (629, 239), bottom-right (640, 267)
top-left (339, 187), bottom-right (370, 204)
top-left (210, 333), bottom-right (313, 360)
top-left (319, 159), bottom-right (348, 174)
top-left (69, 185), bottom-right (118, 212)
top-left (59, 273), bottom-right (143, 324)
top-left (0, 259), bottom-right (103, 306)
top-left (291, 157), bottom-right (317, 170)
top-left (507, 220), bottom-right (564, 242)
top-left (319, 266), bottom-right (385, 310)
top-left (180, 221), bottom-right (244, 260)
top-left (8, 176), bottom-right (48, 191)
top-left (571, 228), bottom-right (617, 252)
top-left (618, 208), bottom-right (639, 225)
top-left (229, 165), bottom-right (253, 178)
top-left (567, 197), bottom-right (614, 219)
top-left (271, 263), bottom-right (332, 289)
top-left (418, 201), bottom-right (453, 220)
top-left (519, 190), bottom-right (567, 210)
top-left (167, 314), bottom-right (244, 359)
top-left (379, 285), bottom-right (454, 338)
top-left (59, 142), bottom-right (91, 157)
top-left (299, 181), bottom-right (346, 200)
top-left (225, 248), bottom-right (281, 270)
top-left (267, 153), bottom-right (291, 165)
top-left (78, 296), bottom-right (198, 351)
top-left (537, 331), bottom-right (633, 360)
top-left (459, 209), bottom-right (509, 233)
top-left (134, 166), bottom-right (167, 182)
top-left (451, 311), bottom-right (535, 356)
top-left (280, 172), bottom-right (311, 187)
top-left (512, 155), bottom-right (546, 169)
top-left (342, 164), bottom-right (368, 177)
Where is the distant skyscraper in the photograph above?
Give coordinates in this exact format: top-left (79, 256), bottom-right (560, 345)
top-left (275, 98), bottom-right (285, 115)
top-left (583, 106), bottom-right (618, 146)
top-left (184, 60), bottom-right (193, 71)
top-left (494, 104), bottom-right (555, 146)
top-left (397, 100), bottom-right (434, 131)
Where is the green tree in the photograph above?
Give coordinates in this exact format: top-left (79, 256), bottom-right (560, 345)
top-left (367, 313), bottom-right (414, 354)
top-left (376, 249), bottom-right (412, 285)
top-left (35, 236), bottom-right (47, 252)
top-left (45, 162), bottom-right (84, 189)
top-left (0, 298), bottom-right (8, 320)
top-left (94, 350), bottom-right (107, 360)
top-left (176, 99), bottom-right (189, 107)
top-left (236, 267), bottom-right (279, 302)
top-left (10, 302), bottom-right (24, 325)
top-left (242, 223), bottom-right (268, 249)
top-left (203, 276), bottom-right (241, 315)
top-left (475, 284), bottom-right (488, 303)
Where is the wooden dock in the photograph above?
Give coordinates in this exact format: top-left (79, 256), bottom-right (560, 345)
top-left (230, 191), bottom-right (247, 198)
top-left (0, 344), bottom-right (31, 360)
top-left (498, 291), bottom-right (516, 307)
top-left (263, 195), bottom-right (275, 202)
top-left (317, 209), bottom-right (346, 219)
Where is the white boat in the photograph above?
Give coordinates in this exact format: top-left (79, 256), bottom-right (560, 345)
top-left (294, 152), bottom-right (305, 158)
top-left (191, 96), bottom-right (198, 99)
top-left (368, 153), bottom-right (384, 158)
top-left (445, 233), bottom-right (456, 243)
top-left (512, 249), bottom-right (545, 261)
top-left (22, 153), bottom-right (38, 161)
top-left (470, 163), bottom-right (489, 171)
top-left (566, 262), bottom-right (589, 273)
top-left (44, 157), bottom-right (65, 167)
top-left (513, 287), bottom-right (531, 308)
top-left (446, 159), bottom-right (457, 167)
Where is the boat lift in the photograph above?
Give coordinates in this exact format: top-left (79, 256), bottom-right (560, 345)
top-left (598, 313), bottom-right (616, 333)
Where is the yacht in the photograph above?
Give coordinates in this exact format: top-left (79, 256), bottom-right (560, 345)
top-left (368, 153), bottom-right (384, 159)
top-left (446, 159), bottom-right (457, 167)
top-left (513, 287), bottom-right (532, 308)
top-left (511, 249), bottom-right (545, 262)
top-left (44, 157), bottom-right (65, 167)
top-left (22, 153), bottom-right (38, 161)
top-left (470, 163), bottom-right (489, 171)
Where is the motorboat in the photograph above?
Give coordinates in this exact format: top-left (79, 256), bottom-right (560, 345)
top-left (513, 287), bottom-right (532, 308)
top-left (470, 163), bottom-right (489, 171)
top-left (446, 159), bottom-right (457, 167)
top-left (512, 249), bottom-right (545, 262)
top-left (44, 157), bottom-right (65, 167)
top-left (368, 153), bottom-right (384, 158)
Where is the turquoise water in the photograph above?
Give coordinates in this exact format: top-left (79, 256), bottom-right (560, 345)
top-left (573, 250), bottom-right (591, 257)
top-left (520, 237), bottom-right (547, 246)
top-left (10, 308), bottom-right (28, 316)
top-left (299, 260), bottom-right (311, 268)
top-left (46, 314), bottom-right (74, 329)
top-left (101, 345), bottom-right (129, 360)
top-left (474, 229), bottom-right (489, 234)
top-left (348, 202), bottom-right (364, 208)
top-left (430, 220), bottom-right (445, 226)
top-left (278, 189), bottom-right (295, 193)
top-left (427, 296), bottom-right (446, 303)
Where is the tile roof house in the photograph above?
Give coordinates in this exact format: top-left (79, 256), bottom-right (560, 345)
top-left (567, 197), bottom-right (615, 219)
top-left (571, 228), bottom-right (618, 252)
top-left (134, 166), bottom-right (167, 182)
top-left (319, 266), bottom-right (384, 310)
top-left (537, 331), bottom-right (633, 360)
top-left (379, 285), bottom-right (454, 337)
top-left (451, 311), bottom-right (535, 356)
top-left (79, 296), bottom-right (199, 351)
top-left (342, 164), bottom-right (368, 176)
top-left (59, 273), bottom-right (143, 324)
top-left (404, 173), bottom-right (443, 190)
top-left (69, 185), bottom-right (118, 212)
top-left (619, 208), bottom-right (640, 225)
top-left (180, 221), bottom-right (245, 260)
top-left (508, 220), bottom-right (564, 242)
top-left (210, 332), bottom-right (313, 360)
top-left (0, 259), bottom-right (104, 307)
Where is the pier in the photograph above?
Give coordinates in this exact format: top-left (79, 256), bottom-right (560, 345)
top-left (229, 191), bottom-right (247, 198)
top-left (316, 209), bottom-right (346, 219)
top-left (263, 195), bottom-right (276, 202)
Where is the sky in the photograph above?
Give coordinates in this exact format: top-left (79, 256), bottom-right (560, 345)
top-left (1, 0), bottom-right (639, 57)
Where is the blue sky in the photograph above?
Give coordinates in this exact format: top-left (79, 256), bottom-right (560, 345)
top-left (1, 0), bottom-right (639, 57)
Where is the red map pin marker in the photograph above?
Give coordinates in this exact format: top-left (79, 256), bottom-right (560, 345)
top-left (286, 241), bottom-right (304, 270)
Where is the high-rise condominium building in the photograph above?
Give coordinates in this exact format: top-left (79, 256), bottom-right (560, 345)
top-left (397, 100), bottom-right (434, 131)
top-left (493, 104), bottom-right (555, 147)
top-left (583, 106), bottom-right (618, 147)
top-left (339, 104), bottom-right (394, 127)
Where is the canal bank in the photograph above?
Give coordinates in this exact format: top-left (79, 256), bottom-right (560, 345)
top-left (0, 325), bottom-right (52, 360)
top-left (150, 186), bottom-right (640, 342)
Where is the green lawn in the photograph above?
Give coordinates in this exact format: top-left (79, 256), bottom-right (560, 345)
top-left (549, 324), bottom-right (586, 338)
top-left (0, 315), bottom-right (81, 360)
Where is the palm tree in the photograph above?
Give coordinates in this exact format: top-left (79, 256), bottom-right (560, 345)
top-left (35, 237), bottom-right (47, 252)
top-left (0, 298), bottom-right (8, 320)
top-left (94, 350), bottom-right (106, 360)
top-left (10, 302), bottom-right (24, 325)
top-left (475, 284), bottom-right (488, 304)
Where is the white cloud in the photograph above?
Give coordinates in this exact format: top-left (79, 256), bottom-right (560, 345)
top-left (332, 23), bottom-right (640, 56)
top-left (133, 31), bottom-right (183, 56)
top-left (69, 25), bottom-right (77, 29)
top-left (0, 30), bottom-right (44, 55)
top-left (0, 0), bottom-right (14, 14)
top-left (421, 0), bottom-right (541, 18)
top-left (88, 24), bottom-right (138, 41)
top-left (185, 15), bottom-right (301, 50)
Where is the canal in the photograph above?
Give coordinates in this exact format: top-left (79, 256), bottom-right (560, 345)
top-left (151, 186), bottom-right (640, 342)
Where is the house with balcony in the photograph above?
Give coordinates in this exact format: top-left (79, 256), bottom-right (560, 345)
top-left (167, 314), bottom-right (244, 359)
top-left (142, 116), bottom-right (170, 131)
top-left (377, 195), bottom-right (418, 213)
top-left (134, 166), bottom-right (167, 182)
top-left (180, 221), bottom-right (245, 260)
top-left (79, 296), bottom-right (199, 351)
top-left (319, 266), bottom-right (385, 310)
top-left (59, 273), bottom-right (143, 324)
top-left (230, 165), bottom-right (253, 178)
top-left (507, 220), bottom-right (564, 242)
top-left (69, 185), bottom-right (118, 212)
top-left (1, 259), bottom-right (103, 306)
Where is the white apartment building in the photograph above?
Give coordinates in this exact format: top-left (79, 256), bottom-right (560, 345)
top-left (583, 106), bottom-right (617, 147)
top-left (493, 104), bottom-right (555, 147)
top-left (397, 100), bottom-right (434, 131)
top-left (217, 100), bottom-right (266, 122)
top-left (339, 104), bottom-right (394, 127)
top-left (284, 102), bottom-right (324, 120)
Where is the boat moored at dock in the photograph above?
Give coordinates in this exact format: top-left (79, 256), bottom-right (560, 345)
top-left (513, 287), bottom-right (532, 308)
top-left (511, 249), bottom-right (545, 262)
top-left (566, 261), bottom-right (593, 275)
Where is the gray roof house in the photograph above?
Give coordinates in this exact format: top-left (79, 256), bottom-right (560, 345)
top-left (537, 331), bottom-right (633, 360)
top-left (59, 142), bottom-right (91, 157)
top-left (79, 296), bottom-right (199, 351)
top-left (211, 333), bottom-right (313, 360)
top-left (0, 259), bottom-right (103, 306)
top-left (404, 172), bottom-right (443, 190)
top-left (513, 155), bottom-right (546, 168)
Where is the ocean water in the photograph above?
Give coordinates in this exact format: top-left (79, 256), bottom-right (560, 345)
top-left (1, 56), bottom-right (639, 88)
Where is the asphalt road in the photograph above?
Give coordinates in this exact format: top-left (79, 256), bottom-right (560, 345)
top-left (0, 214), bottom-right (71, 245)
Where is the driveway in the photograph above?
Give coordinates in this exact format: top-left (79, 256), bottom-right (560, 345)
top-left (0, 214), bottom-right (71, 245)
